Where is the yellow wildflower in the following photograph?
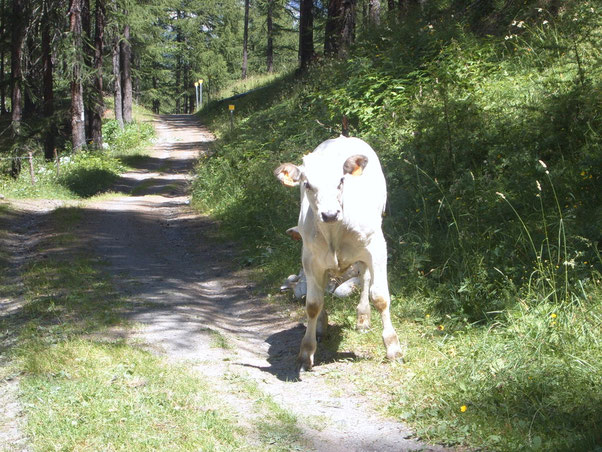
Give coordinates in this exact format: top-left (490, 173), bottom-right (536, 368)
top-left (460, 405), bottom-right (467, 413)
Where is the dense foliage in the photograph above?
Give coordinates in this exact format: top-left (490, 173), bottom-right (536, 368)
top-left (193, 1), bottom-right (601, 449)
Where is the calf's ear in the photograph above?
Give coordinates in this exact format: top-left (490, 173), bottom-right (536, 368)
top-left (343, 154), bottom-right (369, 176)
top-left (286, 227), bottom-right (302, 241)
top-left (274, 163), bottom-right (302, 187)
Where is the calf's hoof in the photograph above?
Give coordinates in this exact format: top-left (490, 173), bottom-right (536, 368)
top-left (356, 314), bottom-right (371, 332)
top-left (296, 354), bottom-right (313, 372)
top-left (384, 336), bottom-right (405, 362)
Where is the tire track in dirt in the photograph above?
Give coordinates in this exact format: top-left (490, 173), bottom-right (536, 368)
top-left (80, 114), bottom-right (449, 452)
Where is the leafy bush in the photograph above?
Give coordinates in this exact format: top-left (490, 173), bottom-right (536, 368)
top-left (57, 151), bottom-right (124, 198)
top-left (102, 120), bottom-right (155, 156)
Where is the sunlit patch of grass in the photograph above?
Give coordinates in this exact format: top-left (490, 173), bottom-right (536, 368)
top-left (208, 328), bottom-right (232, 350)
top-left (318, 289), bottom-right (602, 451)
top-left (205, 70), bottom-right (295, 106)
top-left (19, 340), bottom-right (244, 451)
top-left (84, 191), bottom-right (130, 202)
top-left (232, 375), bottom-right (304, 451)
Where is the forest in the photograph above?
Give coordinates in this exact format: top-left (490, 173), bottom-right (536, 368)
top-left (0, 0), bottom-right (601, 450)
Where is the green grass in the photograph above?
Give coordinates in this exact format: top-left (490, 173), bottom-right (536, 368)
top-left (19, 340), bottom-right (242, 451)
top-left (318, 290), bottom-right (602, 451)
top-left (229, 374), bottom-right (305, 451)
top-left (203, 70), bottom-right (295, 106)
top-left (192, 2), bottom-right (602, 450)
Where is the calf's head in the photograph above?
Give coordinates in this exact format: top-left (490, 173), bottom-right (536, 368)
top-left (274, 153), bottom-right (368, 223)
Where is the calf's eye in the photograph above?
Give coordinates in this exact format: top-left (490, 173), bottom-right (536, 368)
top-left (304, 181), bottom-right (314, 191)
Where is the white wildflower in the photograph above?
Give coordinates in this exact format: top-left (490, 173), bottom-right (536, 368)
top-left (496, 192), bottom-right (506, 200)
top-left (538, 159), bottom-right (547, 169)
top-left (536, 180), bottom-right (542, 191)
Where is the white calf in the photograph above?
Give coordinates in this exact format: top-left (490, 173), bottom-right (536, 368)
top-left (275, 135), bottom-right (403, 370)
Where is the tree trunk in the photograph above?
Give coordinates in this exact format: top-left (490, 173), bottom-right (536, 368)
top-left (70, 0), bottom-right (86, 151)
top-left (112, 34), bottom-right (123, 128)
top-left (266, 0), bottom-right (273, 73)
top-left (398, 0), bottom-right (419, 14)
top-left (368, 0), bottom-right (380, 25)
top-left (242, 0), bottom-right (249, 79)
top-left (341, 0), bottom-right (357, 52)
top-left (324, 0), bottom-right (339, 56)
top-left (183, 64), bottom-right (189, 113)
top-left (120, 24), bottom-right (132, 123)
top-left (82, 0), bottom-right (94, 138)
top-left (0, 0), bottom-right (5, 115)
top-left (91, 0), bottom-right (105, 149)
top-left (152, 76), bottom-right (159, 113)
top-left (10, 0), bottom-right (26, 135)
top-left (0, 46), bottom-right (5, 115)
top-left (42, 0), bottom-right (55, 160)
top-left (298, 0), bottom-right (314, 69)
top-left (325, 0), bottom-right (356, 58)
top-left (23, 37), bottom-right (36, 119)
top-left (175, 13), bottom-right (182, 113)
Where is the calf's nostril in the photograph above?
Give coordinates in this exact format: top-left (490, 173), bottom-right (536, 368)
top-left (321, 211), bottom-right (339, 223)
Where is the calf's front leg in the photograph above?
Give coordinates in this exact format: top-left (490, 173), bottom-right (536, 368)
top-left (298, 271), bottom-right (326, 371)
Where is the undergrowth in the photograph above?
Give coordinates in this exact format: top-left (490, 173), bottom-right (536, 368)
top-left (193, 1), bottom-right (602, 450)
top-left (0, 116), bottom-right (155, 200)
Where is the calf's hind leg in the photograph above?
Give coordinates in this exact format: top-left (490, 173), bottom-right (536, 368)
top-left (356, 263), bottom-right (371, 331)
top-left (368, 245), bottom-right (403, 360)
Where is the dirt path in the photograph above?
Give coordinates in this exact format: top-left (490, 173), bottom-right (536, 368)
top-left (4, 115), bottom-right (448, 451)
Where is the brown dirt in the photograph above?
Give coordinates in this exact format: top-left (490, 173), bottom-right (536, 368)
top-left (1, 115), bottom-right (450, 452)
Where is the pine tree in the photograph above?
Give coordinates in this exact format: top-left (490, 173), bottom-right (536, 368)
top-left (91, 0), bottom-right (105, 148)
top-left (242, 0), bottom-right (250, 79)
top-left (121, 23), bottom-right (132, 123)
top-left (298, 0), bottom-right (314, 69)
top-left (70, 0), bottom-right (86, 151)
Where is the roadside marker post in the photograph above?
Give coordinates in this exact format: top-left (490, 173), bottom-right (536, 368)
top-left (229, 104), bottom-right (235, 132)
top-left (28, 152), bottom-right (36, 185)
top-left (194, 82), bottom-right (199, 110)
top-left (199, 79), bottom-right (203, 108)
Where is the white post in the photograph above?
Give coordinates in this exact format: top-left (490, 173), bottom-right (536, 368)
top-left (194, 82), bottom-right (199, 110)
